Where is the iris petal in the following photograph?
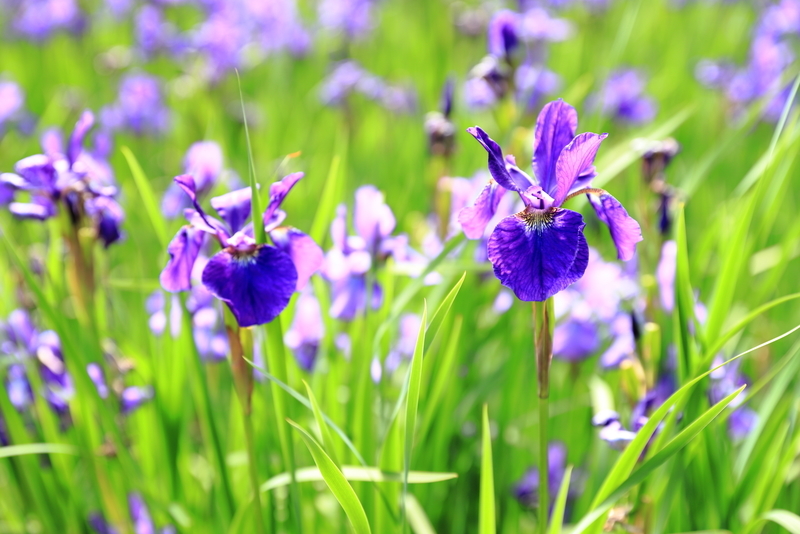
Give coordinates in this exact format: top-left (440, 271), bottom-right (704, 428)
top-left (466, 126), bottom-right (518, 191)
top-left (532, 99), bottom-right (578, 196)
top-left (68, 110), bottom-right (94, 166)
top-left (160, 226), bottom-right (205, 292)
top-left (263, 172), bottom-right (303, 225)
top-left (354, 185), bottom-right (395, 252)
top-left (201, 245), bottom-right (297, 327)
top-left (487, 208), bottom-right (588, 301)
top-left (587, 192), bottom-right (642, 261)
top-left (270, 227), bottom-right (323, 291)
top-left (553, 132), bottom-right (607, 206)
top-left (210, 187), bottom-right (252, 235)
top-left (458, 179), bottom-right (506, 239)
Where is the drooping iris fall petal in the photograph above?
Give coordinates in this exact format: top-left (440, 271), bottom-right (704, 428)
top-left (201, 244), bottom-right (298, 327)
top-left (457, 179), bottom-right (506, 239)
top-left (487, 208), bottom-right (588, 301)
top-left (587, 191), bottom-right (643, 261)
top-left (160, 226), bottom-right (205, 292)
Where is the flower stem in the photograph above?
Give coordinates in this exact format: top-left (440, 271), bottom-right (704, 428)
top-left (533, 297), bottom-right (554, 533)
top-left (242, 408), bottom-right (266, 534)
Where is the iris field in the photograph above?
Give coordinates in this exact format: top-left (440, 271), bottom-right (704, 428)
top-left (1, 0), bottom-right (800, 532)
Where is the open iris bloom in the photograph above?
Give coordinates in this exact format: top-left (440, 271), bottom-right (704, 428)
top-left (160, 171), bottom-right (322, 327)
top-left (461, 99), bottom-right (642, 301)
top-left (2, 110), bottom-right (123, 247)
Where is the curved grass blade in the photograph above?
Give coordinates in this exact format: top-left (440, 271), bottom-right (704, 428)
top-left (260, 467), bottom-right (458, 493)
top-left (480, 404), bottom-right (496, 534)
top-left (0, 444), bottom-right (77, 458)
top-left (747, 510), bottom-right (800, 534)
top-left (303, 380), bottom-right (341, 466)
top-left (288, 420), bottom-right (372, 534)
top-left (402, 301), bottom-right (428, 524)
top-left (120, 146), bottom-right (169, 247)
top-left (548, 465), bottom-right (573, 534)
top-left (423, 272), bottom-right (465, 352)
top-left (573, 386), bottom-right (746, 534)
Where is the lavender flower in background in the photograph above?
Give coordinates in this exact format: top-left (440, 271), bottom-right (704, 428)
top-left (462, 99), bottom-right (642, 301)
top-left (513, 442), bottom-right (578, 516)
top-left (487, 9), bottom-right (523, 61)
top-left (320, 60), bottom-right (417, 114)
top-left (384, 313), bottom-right (421, 375)
top-left (591, 410), bottom-right (636, 450)
top-left (318, 0), bottom-right (375, 40)
top-left (2, 110), bottom-right (125, 247)
top-left (135, 4), bottom-right (185, 58)
top-left (186, 283), bottom-right (229, 362)
top-left (101, 73), bottom-right (169, 135)
top-left (515, 63), bottom-right (561, 112)
top-left (86, 362), bottom-right (154, 415)
top-left (464, 55), bottom-right (511, 110)
top-left (89, 494), bottom-right (173, 534)
top-left (0, 79), bottom-right (28, 135)
top-left (590, 69), bottom-right (657, 125)
top-left (656, 240), bottom-right (677, 312)
top-left (161, 141), bottom-right (225, 219)
top-left (284, 288), bottom-right (324, 371)
top-left (2, 0), bottom-right (85, 41)
top-left (1, 310), bottom-right (74, 416)
top-left (709, 356), bottom-right (757, 440)
top-left (160, 171), bottom-right (322, 327)
top-left (145, 290), bottom-right (182, 339)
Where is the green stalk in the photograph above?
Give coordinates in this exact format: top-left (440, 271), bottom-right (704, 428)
top-left (265, 317), bottom-right (304, 533)
top-left (533, 298), bottom-right (555, 533)
top-left (236, 70), bottom-right (266, 246)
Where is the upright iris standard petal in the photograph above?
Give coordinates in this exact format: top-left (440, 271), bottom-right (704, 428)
top-left (532, 99), bottom-right (578, 196)
top-left (184, 141), bottom-right (223, 192)
top-left (210, 187), bottom-right (252, 235)
top-left (487, 208), bottom-right (588, 301)
top-left (587, 192), bottom-right (643, 261)
top-left (269, 227), bottom-right (323, 291)
top-left (201, 244), bottom-right (298, 327)
top-left (553, 132), bottom-right (608, 206)
top-left (457, 179), bottom-right (506, 239)
top-left (263, 172), bottom-right (303, 225)
top-left (160, 226), bottom-right (205, 292)
top-left (466, 126), bottom-right (518, 191)
top-left (68, 110), bottom-right (94, 166)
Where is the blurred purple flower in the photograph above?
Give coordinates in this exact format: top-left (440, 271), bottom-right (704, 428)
top-left (284, 288), bottom-right (324, 371)
top-left (0, 80), bottom-right (25, 130)
top-left (102, 73), bottom-right (169, 135)
top-left (86, 363), bottom-right (109, 399)
top-left (462, 99), bottom-right (641, 301)
top-left (513, 442), bottom-right (577, 515)
top-left (3, 110), bottom-right (124, 246)
top-left (121, 386), bottom-right (154, 414)
top-left (591, 69), bottom-right (657, 125)
top-left (322, 186), bottom-right (407, 321)
top-left (187, 284), bottom-right (229, 362)
top-left (425, 80), bottom-right (457, 157)
top-left (8, 0), bottom-right (84, 41)
top-left (320, 60), bottom-right (416, 114)
top-left (592, 410), bottom-right (637, 450)
top-left (487, 9), bottom-right (522, 59)
top-left (384, 313), bottom-right (421, 375)
top-left (145, 290), bottom-right (182, 338)
top-left (656, 240), bottom-right (677, 312)
top-left (162, 141), bottom-right (224, 219)
top-left (160, 172), bottom-right (322, 327)
top-left (553, 317), bottom-right (599, 362)
top-left (318, 0), bottom-right (374, 39)
top-left (709, 356), bottom-right (757, 440)
top-left (515, 63), bottom-right (561, 111)
top-left (464, 55), bottom-right (510, 111)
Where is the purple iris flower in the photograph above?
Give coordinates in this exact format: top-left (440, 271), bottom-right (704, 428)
top-left (515, 63), bottom-right (561, 111)
top-left (101, 73), bottom-right (169, 135)
top-left (284, 288), bottom-right (324, 371)
top-left (591, 410), bottom-right (636, 450)
top-left (318, 0), bottom-right (374, 39)
top-left (488, 9), bottom-right (522, 60)
top-left (322, 186), bottom-right (401, 321)
top-left (36, 330), bottom-right (73, 414)
top-left (8, 0), bottom-right (84, 41)
top-left (146, 291), bottom-right (183, 338)
top-left (384, 314), bottom-right (422, 375)
top-left (86, 363), bottom-right (109, 399)
top-left (553, 317), bottom-right (599, 362)
top-left (599, 313), bottom-right (636, 369)
top-left (3, 110), bottom-right (125, 246)
top-left (320, 60), bottom-right (417, 114)
top-left (160, 172), bottom-right (322, 328)
top-left (0, 80), bottom-right (25, 131)
top-left (591, 69), bottom-right (657, 125)
top-left (461, 99), bottom-right (642, 301)
top-left (0, 414), bottom-right (8, 446)
top-left (121, 386), bottom-right (154, 414)
top-left (464, 55), bottom-right (511, 111)
top-left (88, 513), bottom-right (121, 534)
top-left (709, 356), bottom-right (757, 440)
top-left (5, 364), bottom-right (33, 410)
top-left (135, 4), bottom-right (185, 58)
top-left (656, 240), bottom-right (677, 313)
top-left (513, 442), bottom-right (577, 515)
top-left (162, 141), bottom-right (224, 219)
top-left (187, 283), bottom-right (229, 362)
top-left (520, 8), bottom-right (572, 42)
